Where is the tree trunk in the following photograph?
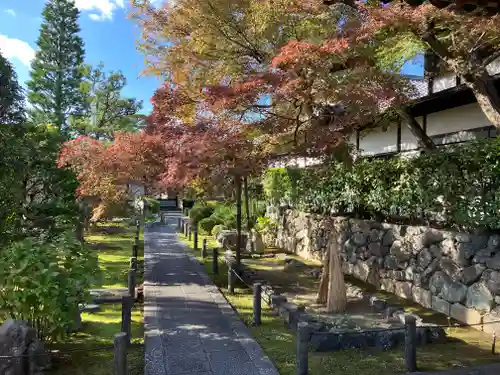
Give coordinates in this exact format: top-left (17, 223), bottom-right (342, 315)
top-left (398, 108), bottom-right (437, 150)
top-left (316, 253), bottom-right (330, 304)
top-left (326, 231), bottom-right (347, 313)
top-left (243, 176), bottom-right (253, 253)
top-left (235, 176), bottom-right (243, 266)
top-left (463, 72), bottom-right (500, 128)
top-left (244, 177), bottom-right (251, 232)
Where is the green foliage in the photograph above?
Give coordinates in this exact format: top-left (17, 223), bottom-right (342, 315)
top-left (210, 203), bottom-right (237, 228)
top-left (144, 197), bottom-right (160, 214)
top-left (198, 217), bottom-right (220, 235)
top-left (293, 139), bottom-right (500, 230)
top-left (0, 231), bottom-right (97, 340)
top-left (0, 52), bottom-right (25, 125)
top-left (27, 0), bottom-right (85, 130)
top-left (189, 202), bottom-right (216, 224)
top-left (70, 63), bottom-right (143, 140)
top-left (211, 224), bottom-right (227, 238)
top-left (255, 216), bottom-right (278, 235)
top-left (262, 168), bottom-right (301, 205)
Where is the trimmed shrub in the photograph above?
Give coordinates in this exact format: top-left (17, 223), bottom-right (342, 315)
top-left (189, 202), bottom-right (216, 225)
top-left (211, 204), bottom-right (236, 228)
top-left (198, 217), bottom-right (220, 235)
top-left (285, 138), bottom-right (500, 230)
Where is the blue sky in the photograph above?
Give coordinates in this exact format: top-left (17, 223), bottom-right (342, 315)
top-left (0, 0), bottom-right (162, 114)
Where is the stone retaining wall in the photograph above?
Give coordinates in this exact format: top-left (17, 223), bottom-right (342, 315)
top-left (274, 210), bottom-right (500, 330)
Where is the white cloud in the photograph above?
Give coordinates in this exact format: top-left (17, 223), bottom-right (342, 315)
top-left (74, 0), bottom-right (125, 21)
top-left (5, 9), bottom-right (16, 17)
top-left (0, 35), bottom-right (35, 67)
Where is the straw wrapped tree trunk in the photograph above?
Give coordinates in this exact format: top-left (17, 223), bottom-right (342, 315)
top-left (316, 230), bottom-right (347, 312)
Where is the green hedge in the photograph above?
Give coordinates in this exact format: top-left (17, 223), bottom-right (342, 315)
top-left (265, 139), bottom-right (500, 230)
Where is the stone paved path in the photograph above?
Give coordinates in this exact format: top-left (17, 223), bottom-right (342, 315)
top-left (144, 212), bottom-right (280, 375)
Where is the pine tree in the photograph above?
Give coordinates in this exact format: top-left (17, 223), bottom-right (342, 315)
top-left (27, 0), bottom-right (85, 131)
top-left (0, 52), bottom-right (25, 125)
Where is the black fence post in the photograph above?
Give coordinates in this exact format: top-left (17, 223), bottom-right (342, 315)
top-left (121, 295), bottom-right (133, 344)
top-left (177, 217), bottom-right (182, 232)
top-left (194, 229), bottom-right (198, 251)
top-left (184, 222), bottom-right (189, 237)
top-left (128, 269), bottom-right (136, 299)
top-left (201, 239), bottom-right (207, 259)
top-left (132, 244), bottom-right (138, 258)
top-left (296, 322), bottom-right (310, 375)
top-left (212, 249), bottom-right (219, 275)
top-left (253, 282), bottom-right (262, 326)
top-left (188, 226), bottom-right (192, 241)
top-left (129, 257), bottom-right (137, 270)
top-left (405, 314), bottom-right (417, 372)
top-left (114, 332), bottom-right (128, 375)
top-left (228, 265), bottom-right (235, 295)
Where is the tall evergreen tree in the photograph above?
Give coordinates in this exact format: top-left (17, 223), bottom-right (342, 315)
top-left (0, 52), bottom-right (25, 125)
top-left (27, 0), bottom-right (85, 131)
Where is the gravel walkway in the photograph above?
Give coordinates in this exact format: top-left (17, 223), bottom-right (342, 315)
top-left (143, 212), bottom-right (279, 375)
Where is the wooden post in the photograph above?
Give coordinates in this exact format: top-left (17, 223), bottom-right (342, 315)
top-left (132, 244), bottom-right (138, 258)
top-left (188, 226), bottom-right (192, 241)
top-left (128, 269), bottom-right (136, 298)
top-left (129, 257), bottom-right (137, 270)
top-left (121, 295), bottom-right (133, 344)
top-left (178, 217), bottom-right (182, 232)
top-left (184, 222), bottom-right (189, 237)
top-left (114, 332), bottom-right (128, 375)
top-left (253, 282), bottom-right (262, 326)
top-left (212, 249), bottom-right (219, 275)
top-left (194, 229), bottom-right (198, 251)
top-left (228, 264), bottom-right (235, 295)
top-left (405, 314), bottom-right (417, 372)
top-left (492, 332), bottom-right (497, 355)
top-left (201, 239), bottom-right (207, 259)
top-left (296, 322), bottom-right (310, 375)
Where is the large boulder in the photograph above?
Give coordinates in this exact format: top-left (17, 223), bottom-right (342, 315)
top-left (466, 282), bottom-right (494, 313)
top-left (439, 258), bottom-right (461, 281)
top-left (0, 320), bottom-right (50, 375)
top-left (390, 240), bottom-right (411, 262)
top-left (461, 264), bottom-right (485, 286)
top-left (429, 271), bottom-right (448, 295)
top-left (216, 230), bottom-right (248, 251)
top-left (246, 230), bottom-right (265, 254)
top-left (438, 279), bottom-right (467, 304)
top-left (482, 270), bottom-right (500, 294)
top-left (486, 254), bottom-right (500, 270)
top-left (417, 248), bottom-right (433, 269)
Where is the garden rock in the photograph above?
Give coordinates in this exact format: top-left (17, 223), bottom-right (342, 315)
top-left (438, 279), bottom-right (467, 304)
top-left (430, 271), bottom-right (448, 295)
top-left (483, 270), bottom-right (500, 294)
top-left (488, 235), bottom-right (500, 251)
top-left (216, 230), bottom-right (248, 251)
top-left (418, 248), bottom-right (433, 269)
top-left (441, 238), bottom-right (455, 256)
top-left (450, 303), bottom-right (482, 325)
top-left (432, 296), bottom-right (451, 316)
top-left (0, 320), bottom-right (50, 375)
top-left (466, 282), bottom-right (494, 313)
top-left (382, 230), bottom-right (395, 246)
top-left (390, 240), bottom-right (411, 262)
top-left (368, 242), bottom-right (387, 257)
top-left (284, 258), bottom-right (307, 271)
top-left (461, 264), bottom-right (485, 285)
top-left (472, 248), bottom-right (494, 264)
top-left (246, 230), bottom-right (265, 254)
top-left (486, 254), bottom-right (500, 270)
top-left (384, 255), bottom-right (399, 270)
top-left (352, 232), bottom-right (367, 246)
top-left (440, 258), bottom-right (462, 281)
top-left (412, 287), bottom-right (432, 309)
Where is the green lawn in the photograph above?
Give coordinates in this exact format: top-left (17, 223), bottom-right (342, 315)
top-left (179, 229), bottom-right (500, 375)
top-left (49, 219), bottom-right (144, 375)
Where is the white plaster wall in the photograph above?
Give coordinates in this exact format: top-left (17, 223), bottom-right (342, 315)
top-left (400, 120), bottom-right (420, 151)
top-left (358, 123), bottom-right (398, 156)
top-left (432, 73), bottom-right (456, 93)
top-left (426, 103), bottom-right (490, 143)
